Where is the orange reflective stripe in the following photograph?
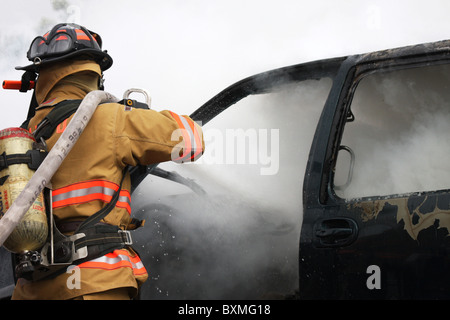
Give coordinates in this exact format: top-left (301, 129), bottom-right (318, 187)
top-left (183, 115), bottom-right (203, 160)
top-left (117, 190), bottom-right (132, 213)
top-left (56, 119), bottom-right (68, 133)
top-left (52, 180), bottom-right (131, 214)
top-left (170, 111), bottom-right (202, 162)
top-left (75, 29), bottom-right (90, 41)
top-left (78, 249), bottom-right (147, 276)
top-left (170, 111), bottom-right (192, 160)
top-left (54, 192), bottom-right (112, 207)
top-left (53, 180), bottom-right (119, 196)
top-left (55, 35), bottom-right (69, 41)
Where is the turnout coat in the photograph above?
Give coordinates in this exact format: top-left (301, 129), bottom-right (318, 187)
top-left (12, 60), bottom-right (204, 300)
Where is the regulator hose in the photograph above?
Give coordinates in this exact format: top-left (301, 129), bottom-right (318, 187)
top-left (0, 90), bottom-right (118, 248)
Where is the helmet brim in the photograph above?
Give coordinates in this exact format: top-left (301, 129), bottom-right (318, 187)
top-left (16, 48), bottom-right (113, 72)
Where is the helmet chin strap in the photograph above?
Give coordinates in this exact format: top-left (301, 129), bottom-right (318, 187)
top-left (98, 72), bottom-right (105, 90)
top-left (20, 70), bottom-right (37, 93)
top-left (20, 71), bottom-right (39, 128)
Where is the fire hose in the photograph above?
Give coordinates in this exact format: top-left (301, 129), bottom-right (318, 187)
top-left (0, 90), bottom-right (118, 248)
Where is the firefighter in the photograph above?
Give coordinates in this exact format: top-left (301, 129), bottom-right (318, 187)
top-left (10, 23), bottom-right (205, 300)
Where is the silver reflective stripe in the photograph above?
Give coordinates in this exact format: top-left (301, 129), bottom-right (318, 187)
top-left (118, 194), bottom-right (131, 206)
top-left (89, 252), bottom-right (144, 270)
top-left (52, 185), bottom-right (116, 203)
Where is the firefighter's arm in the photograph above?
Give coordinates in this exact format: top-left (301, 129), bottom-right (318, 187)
top-left (114, 106), bottom-right (205, 166)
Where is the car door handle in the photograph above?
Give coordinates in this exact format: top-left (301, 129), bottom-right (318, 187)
top-left (313, 218), bottom-right (358, 247)
top-left (315, 227), bottom-right (353, 238)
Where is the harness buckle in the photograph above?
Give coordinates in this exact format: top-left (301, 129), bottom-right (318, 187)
top-left (118, 230), bottom-right (133, 245)
top-left (68, 233), bottom-right (88, 261)
top-left (40, 232), bottom-right (88, 266)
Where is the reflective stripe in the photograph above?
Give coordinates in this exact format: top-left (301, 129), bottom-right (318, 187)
top-left (52, 180), bottom-right (131, 214)
top-left (75, 28), bottom-right (90, 41)
top-left (78, 249), bottom-right (147, 276)
top-left (183, 115), bottom-right (203, 161)
top-left (170, 111), bottom-right (203, 162)
top-left (55, 35), bottom-right (69, 41)
top-left (117, 190), bottom-right (132, 213)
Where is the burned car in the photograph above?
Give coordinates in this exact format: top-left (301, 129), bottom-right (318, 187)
top-left (2, 39), bottom-right (450, 299)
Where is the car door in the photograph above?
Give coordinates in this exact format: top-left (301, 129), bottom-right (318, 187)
top-left (300, 40), bottom-right (450, 299)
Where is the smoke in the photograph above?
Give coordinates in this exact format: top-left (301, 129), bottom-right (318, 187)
top-left (335, 63), bottom-right (450, 199)
top-left (131, 78), bottom-right (332, 299)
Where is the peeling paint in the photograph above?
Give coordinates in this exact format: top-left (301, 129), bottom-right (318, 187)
top-left (349, 193), bottom-right (450, 240)
top-left (399, 194), bottom-right (450, 240)
top-left (349, 200), bottom-right (389, 222)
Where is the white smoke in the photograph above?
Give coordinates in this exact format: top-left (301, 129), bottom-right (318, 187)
top-left (132, 78), bottom-right (331, 299)
top-left (335, 64), bottom-right (450, 199)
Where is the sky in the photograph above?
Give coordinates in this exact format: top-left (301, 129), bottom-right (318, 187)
top-left (1, 0), bottom-right (450, 128)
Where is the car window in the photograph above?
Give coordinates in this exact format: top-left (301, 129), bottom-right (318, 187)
top-left (181, 78), bottom-right (332, 219)
top-left (334, 63), bottom-right (450, 199)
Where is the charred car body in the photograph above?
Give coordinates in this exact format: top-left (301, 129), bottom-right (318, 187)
top-left (2, 39), bottom-right (450, 299)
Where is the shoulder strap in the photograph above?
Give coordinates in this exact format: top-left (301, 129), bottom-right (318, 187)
top-left (33, 99), bottom-right (82, 141)
top-left (0, 149), bottom-right (47, 172)
top-left (117, 98), bottom-right (149, 110)
top-left (32, 98), bottom-right (149, 142)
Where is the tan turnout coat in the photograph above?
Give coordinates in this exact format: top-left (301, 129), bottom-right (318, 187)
top-left (12, 60), bottom-right (204, 300)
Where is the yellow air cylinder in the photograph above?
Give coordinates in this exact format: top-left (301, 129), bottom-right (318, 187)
top-left (0, 127), bottom-right (48, 253)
